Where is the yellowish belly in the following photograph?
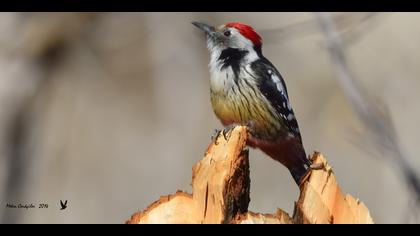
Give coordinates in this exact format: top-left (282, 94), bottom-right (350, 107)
top-left (211, 94), bottom-right (242, 126)
top-left (210, 90), bottom-right (282, 139)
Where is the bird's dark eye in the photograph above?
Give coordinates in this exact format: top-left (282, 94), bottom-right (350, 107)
top-left (224, 30), bottom-right (231, 37)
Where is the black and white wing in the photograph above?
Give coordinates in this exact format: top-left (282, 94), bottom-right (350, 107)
top-left (250, 57), bottom-right (302, 141)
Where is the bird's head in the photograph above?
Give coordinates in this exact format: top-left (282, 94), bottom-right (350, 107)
top-left (192, 21), bottom-right (263, 59)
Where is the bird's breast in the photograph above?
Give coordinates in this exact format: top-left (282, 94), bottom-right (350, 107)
top-left (209, 67), bottom-right (238, 125)
top-left (209, 67), bottom-right (284, 140)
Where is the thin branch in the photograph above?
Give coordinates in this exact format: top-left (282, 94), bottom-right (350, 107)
top-left (315, 12), bottom-right (420, 222)
top-left (261, 13), bottom-right (387, 46)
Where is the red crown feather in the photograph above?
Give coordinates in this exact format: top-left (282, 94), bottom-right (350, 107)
top-left (225, 22), bottom-right (262, 46)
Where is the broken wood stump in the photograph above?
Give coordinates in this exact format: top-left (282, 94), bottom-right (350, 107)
top-left (126, 126), bottom-right (374, 224)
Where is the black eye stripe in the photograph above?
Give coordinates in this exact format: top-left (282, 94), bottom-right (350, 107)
top-left (224, 30), bottom-right (231, 37)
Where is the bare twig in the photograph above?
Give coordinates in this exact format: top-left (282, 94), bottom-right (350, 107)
top-left (315, 12), bottom-right (420, 222)
top-left (261, 13), bottom-right (387, 46)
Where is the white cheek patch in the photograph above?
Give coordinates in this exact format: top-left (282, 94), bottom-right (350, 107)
top-left (230, 28), bottom-right (253, 48)
top-left (244, 50), bottom-right (259, 64)
top-left (227, 28), bottom-right (259, 64)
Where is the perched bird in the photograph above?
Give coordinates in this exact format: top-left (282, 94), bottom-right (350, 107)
top-left (193, 21), bottom-right (314, 185)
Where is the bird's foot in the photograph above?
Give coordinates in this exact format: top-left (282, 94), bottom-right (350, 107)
top-left (212, 122), bottom-right (255, 144)
top-left (304, 156), bottom-right (324, 170)
top-left (211, 124), bottom-right (238, 144)
top-left (221, 124), bottom-right (238, 141)
top-left (211, 129), bottom-right (222, 144)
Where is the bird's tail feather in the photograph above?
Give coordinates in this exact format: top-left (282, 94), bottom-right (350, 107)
top-left (248, 137), bottom-right (309, 185)
top-left (289, 163), bottom-right (308, 185)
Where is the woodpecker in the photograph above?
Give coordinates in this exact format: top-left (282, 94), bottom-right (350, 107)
top-left (193, 21), bottom-right (313, 185)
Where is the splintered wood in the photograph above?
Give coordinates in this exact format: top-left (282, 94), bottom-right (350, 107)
top-left (126, 126), bottom-right (374, 224)
top-left (294, 153), bottom-right (374, 224)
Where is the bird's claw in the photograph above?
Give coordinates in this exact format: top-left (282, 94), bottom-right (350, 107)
top-left (211, 123), bottom-right (249, 144)
top-left (211, 129), bottom-right (222, 144)
top-left (222, 124), bottom-right (237, 140)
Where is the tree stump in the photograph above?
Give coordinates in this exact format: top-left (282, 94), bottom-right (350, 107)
top-left (126, 126), bottom-right (374, 224)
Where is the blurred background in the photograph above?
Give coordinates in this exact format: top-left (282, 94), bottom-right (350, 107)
top-left (0, 12), bottom-right (419, 224)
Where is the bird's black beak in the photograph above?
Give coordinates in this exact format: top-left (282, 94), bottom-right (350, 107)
top-left (192, 22), bottom-right (215, 36)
